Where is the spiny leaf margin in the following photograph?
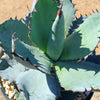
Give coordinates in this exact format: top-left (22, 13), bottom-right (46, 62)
top-left (55, 60), bottom-right (100, 92)
top-left (60, 13), bottom-right (100, 60)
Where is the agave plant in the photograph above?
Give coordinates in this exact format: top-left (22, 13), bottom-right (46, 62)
top-left (0, 0), bottom-right (100, 99)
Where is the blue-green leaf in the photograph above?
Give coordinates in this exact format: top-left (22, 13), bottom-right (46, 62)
top-left (59, 0), bottom-right (75, 35)
top-left (0, 19), bottom-right (30, 58)
top-left (0, 57), bottom-right (26, 82)
top-left (14, 40), bottom-right (52, 74)
top-left (0, 19), bottom-right (52, 74)
top-left (55, 61), bottom-right (100, 92)
top-left (0, 56), bottom-right (60, 100)
top-left (29, 0), bottom-right (58, 52)
top-left (16, 69), bottom-right (61, 100)
top-left (47, 7), bottom-right (65, 61)
top-left (60, 13), bottom-right (100, 60)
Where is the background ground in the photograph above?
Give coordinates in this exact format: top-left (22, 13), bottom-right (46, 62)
top-left (0, 0), bottom-right (100, 100)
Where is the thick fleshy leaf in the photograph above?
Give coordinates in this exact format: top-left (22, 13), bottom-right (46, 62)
top-left (16, 69), bottom-right (61, 100)
top-left (0, 56), bottom-right (26, 82)
top-left (55, 61), bottom-right (100, 92)
top-left (60, 13), bottom-right (100, 60)
top-left (23, 12), bottom-right (31, 25)
top-left (68, 16), bottom-right (85, 34)
top-left (14, 40), bottom-right (52, 74)
top-left (59, 0), bottom-right (75, 35)
top-left (29, 0), bottom-right (58, 52)
top-left (0, 55), bottom-right (61, 100)
top-left (0, 41), bottom-right (52, 81)
top-left (47, 7), bottom-right (65, 61)
top-left (0, 19), bottom-right (31, 58)
top-left (0, 19), bottom-right (52, 74)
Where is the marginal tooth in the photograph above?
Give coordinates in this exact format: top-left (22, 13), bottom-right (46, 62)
top-left (89, 12), bottom-right (92, 15)
top-left (0, 48), bottom-right (4, 59)
top-left (27, 5), bottom-right (31, 12)
top-left (96, 9), bottom-right (99, 12)
top-left (15, 16), bottom-right (17, 19)
top-left (77, 24), bottom-right (80, 26)
top-left (12, 32), bottom-right (18, 53)
top-left (32, 0), bottom-right (39, 13)
top-left (92, 9), bottom-right (95, 13)
top-left (10, 17), bottom-right (13, 20)
top-left (77, 59), bottom-right (82, 63)
top-left (56, 0), bottom-right (60, 3)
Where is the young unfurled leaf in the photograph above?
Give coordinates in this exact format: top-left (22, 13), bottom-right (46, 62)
top-left (47, 7), bottom-right (65, 61)
top-left (29, 0), bottom-right (58, 52)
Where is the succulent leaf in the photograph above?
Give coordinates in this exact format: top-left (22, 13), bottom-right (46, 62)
top-left (47, 7), bottom-right (65, 61)
top-left (55, 61), bottom-right (100, 92)
top-left (14, 40), bottom-right (52, 74)
top-left (0, 56), bottom-right (60, 100)
top-left (0, 19), bottom-right (30, 58)
top-left (59, 0), bottom-right (75, 36)
top-left (1, 0), bottom-right (100, 98)
top-left (23, 12), bottom-right (31, 25)
top-left (60, 13), bottom-right (100, 60)
top-left (29, 0), bottom-right (58, 52)
top-left (0, 18), bottom-right (52, 74)
top-left (68, 16), bottom-right (85, 34)
top-left (16, 69), bottom-right (61, 100)
top-left (0, 57), bottom-right (26, 82)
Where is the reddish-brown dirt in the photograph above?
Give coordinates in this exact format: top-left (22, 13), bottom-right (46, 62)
top-left (0, 0), bottom-right (100, 100)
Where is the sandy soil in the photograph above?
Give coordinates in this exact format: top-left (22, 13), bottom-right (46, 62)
top-left (0, 0), bottom-right (100, 100)
top-left (0, 0), bottom-right (100, 23)
top-left (0, 0), bottom-right (33, 23)
top-left (73, 0), bottom-right (100, 18)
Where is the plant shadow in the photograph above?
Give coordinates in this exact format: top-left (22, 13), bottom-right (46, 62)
top-left (86, 51), bottom-right (100, 65)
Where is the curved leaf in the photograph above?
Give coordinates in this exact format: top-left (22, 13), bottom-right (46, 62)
top-left (68, 16), bottom-right (85, 34)
top-left (55, 61), bottom-right (100, 92)
top-left (0, 19), bottom-right (30, 58)
top-left (60, 13), bottom-right (100, 60)
top-left (29, 0), bottom-right (58, 52)
top-left (16, 69), bottom-right (61, 100)
top-left (23, 12), bottom-right (31, 25)
top-left (0, 55), bottom-right (60, 100)
top-left (47, 7), bottom-right (65, 61)
top-left (13, 40), bottom-right (52, 74)
top-left (59, 0), bottom-right (75, 35)
top-left (0, 57), bottom-right (26, 82)
top-left (0, 18), bottom-right (52, 74)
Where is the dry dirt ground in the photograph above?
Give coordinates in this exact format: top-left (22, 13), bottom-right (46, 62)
top-left (0, 0), bottom-right (100, 100)
top-left (0, 0), bottom-right (33, 23)
top-left (0, 0), bottom-right (100, 23)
